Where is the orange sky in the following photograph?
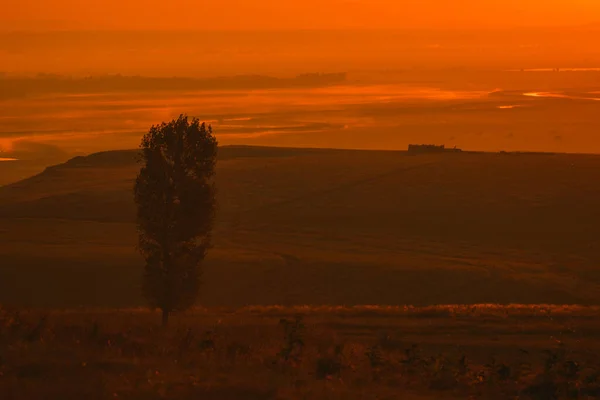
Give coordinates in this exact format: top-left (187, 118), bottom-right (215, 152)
top-left (3, 0), bottom-right (600, 31)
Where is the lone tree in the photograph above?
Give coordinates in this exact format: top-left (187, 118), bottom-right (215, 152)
top-left (134, 115), bottom-right (217, 326)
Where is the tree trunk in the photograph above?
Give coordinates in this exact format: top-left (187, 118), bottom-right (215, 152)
top-left (161, 308), bottom-right (170, 327)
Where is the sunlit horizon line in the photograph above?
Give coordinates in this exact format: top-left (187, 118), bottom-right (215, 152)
top-left (497, 105), bottom-right (524, 109)
top-left (0, 157), bottom-right (18, 161)
top-left (523, 91), bottom-right (600, 101)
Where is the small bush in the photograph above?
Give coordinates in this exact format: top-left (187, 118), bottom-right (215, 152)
top-left (316, 344), bottom-right (344, 380)
top-left (277, 315), bottom-right (305, 366)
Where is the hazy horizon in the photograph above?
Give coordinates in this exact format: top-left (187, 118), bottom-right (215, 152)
top-left (2, 3), bottom-right (600, 183)
top-left (2, 67), bottom-right (600, 186)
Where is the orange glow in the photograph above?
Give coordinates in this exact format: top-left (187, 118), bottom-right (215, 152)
top-left (2, 0), bottom-right (600, 31)
top-left (1, 0), bottom-right (600, 159)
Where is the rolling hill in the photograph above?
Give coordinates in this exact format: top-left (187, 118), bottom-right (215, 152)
top-left (1, 146), bottom-right (599, 308)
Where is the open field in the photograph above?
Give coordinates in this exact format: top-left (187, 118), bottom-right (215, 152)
top-left (0, 146), bottom-right (599, 307)
top-left (1, 305), bottom-right (600, 399)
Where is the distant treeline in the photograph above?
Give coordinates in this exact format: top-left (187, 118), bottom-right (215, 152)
top-left (0, 72), bottom-right (347, 99)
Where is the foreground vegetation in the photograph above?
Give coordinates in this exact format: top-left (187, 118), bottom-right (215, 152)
top-left (1, 305), bottom-right (599, 399)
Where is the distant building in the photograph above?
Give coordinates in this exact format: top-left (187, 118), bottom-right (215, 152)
top-left (407, 144), bottom-right (462, 155)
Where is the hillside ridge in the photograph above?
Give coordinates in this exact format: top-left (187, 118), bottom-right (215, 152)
top-left (4, 144), bottom-right (595, 192)
top-left (1, 145), bottom-right (403, 192)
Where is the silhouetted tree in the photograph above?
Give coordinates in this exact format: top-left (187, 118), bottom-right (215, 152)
top-left (134, 115), bottom-right (217, 326)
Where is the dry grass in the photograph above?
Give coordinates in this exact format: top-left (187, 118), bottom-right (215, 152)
top-left (1, 305), bottom-right (599, 400)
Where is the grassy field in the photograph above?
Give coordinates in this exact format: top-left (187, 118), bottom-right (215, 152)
top-left (1, 305), bottom-right (600, 399)
top-left (1, 146), bottom-right (599, 398)
top-left (0, 146), bottom-right (599, 307)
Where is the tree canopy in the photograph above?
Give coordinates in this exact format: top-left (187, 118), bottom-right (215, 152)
top-left (134, 115), bottom-right (217, 326)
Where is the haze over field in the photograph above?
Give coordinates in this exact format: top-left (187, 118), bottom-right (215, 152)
top-left (2, 68), bottom-right (600, 185)
top-left (2, 0), bottom-right (600, 182)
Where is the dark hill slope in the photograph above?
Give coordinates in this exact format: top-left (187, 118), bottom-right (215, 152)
top-left (1, 146), bottom-right (599, 307)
